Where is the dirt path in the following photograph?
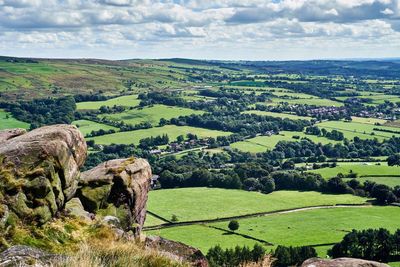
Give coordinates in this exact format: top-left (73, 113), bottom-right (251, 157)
top-left (144, 204), bottom-right (371, 231)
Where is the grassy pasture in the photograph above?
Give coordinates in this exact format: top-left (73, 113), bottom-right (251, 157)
top-left (76, 94), bottom-right (140, 110)
top-left (350, 116), bottom-right (387, 125)
top-left (230, 131), bottom-right (339, 153)
top-left (343, 177), bottom-right (400, 188)
top-left (144, 214), bottom-right (167, 227)
top-left (100, 104), bottom-right (204, 126)
top-left (211, 206), bottom-right (400, 256)
top-left (243, 110), bottom-right (312, 121)
top-left (309, 162), bottom-right (400, 180)
top-left (88, 125), bottom-right (231, 145)
top-left (147, 225), bottom-right (258, 253)
top-left (147, 207), bottom-right (400, 255)
top-left (72, 119), bottom-right (118, 136)
top-left (316, 120), bottom-right (400, 140)
top-left (147, 188), bottom-right (368, 222)
top-left (336, 93), bottom-right (400, 105)
top-left (0, 109), bottom-right (29, 130)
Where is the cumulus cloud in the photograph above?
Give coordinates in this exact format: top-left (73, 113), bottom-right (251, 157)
top-left (0, 0), bottom-right (399, 59)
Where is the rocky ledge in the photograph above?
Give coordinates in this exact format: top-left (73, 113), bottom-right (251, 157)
top-left (302, 257), bottom-right (390, 267)
top-left (0, 125), bottom-right (151, 234)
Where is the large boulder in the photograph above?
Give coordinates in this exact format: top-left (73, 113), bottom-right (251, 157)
top-left (0, 128), bottom-right (26, 143)
top-left (302, 257), bottom-right (390, 267)
top-left (0, 245), bottom-right (62, 267)
top-left (77, 157), bottom-right (152, 235)
top-left (0, 125), bottom-right (86, 225)
top-left (145, 236), bottom-right (209, 267)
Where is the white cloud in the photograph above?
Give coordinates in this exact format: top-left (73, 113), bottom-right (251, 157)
top-left (0, 0), bottom-right (399, 59)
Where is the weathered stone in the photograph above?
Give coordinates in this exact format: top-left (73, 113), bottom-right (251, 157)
top-left (64, 198), bottom-right (92, 221)
top-left (0, 245), bottom-right (63, 267)
top-left (145, 236), bottom-right (209, 267)
top-left (302, 257), bottom-right (390, 267)
top-left (0, 128), bottom-right (26, 143)
top-left (102, 215), bottom-right (121, 228)
top-left (0, 125), bottom-right (86, 225)
top-left (77, 157), bottom-right (151, 235)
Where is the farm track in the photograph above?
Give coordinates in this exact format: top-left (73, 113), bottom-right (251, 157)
top-left (144, 204), bottom-right (372, 231)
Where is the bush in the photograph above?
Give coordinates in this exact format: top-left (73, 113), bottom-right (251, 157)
top-left (228, 220), bottom-right (239, 231)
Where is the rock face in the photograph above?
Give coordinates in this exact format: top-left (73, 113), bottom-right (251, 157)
top-left (146, 236), bottom-right (209, 267)
top-left (0, 245), bottom-right (62, 267)
top-left (0, 128), bottom-right (26, 143)
top-left (302, 257), bottom-right (390, 267)
top-left (0, 125), bottom-right (86, 224)
top-left (77, 157), bottom-right (152, 235)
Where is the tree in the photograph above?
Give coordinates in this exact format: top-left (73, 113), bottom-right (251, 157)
top-left (228, 220), bottom-right (239, 231)
top-left (176, 135), bottom-right (185, 143)
top-left (171, 214), bottom-right (178, 222)
top-left (388, 154), bottom-right (400, 166)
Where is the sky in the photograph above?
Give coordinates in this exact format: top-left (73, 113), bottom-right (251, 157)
top-left (0, 0), bottom-right (400, 60)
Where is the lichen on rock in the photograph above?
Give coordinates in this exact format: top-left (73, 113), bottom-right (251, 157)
top-left (0, 125), bottom-right (87, 225)
top-left (77, 157), bottom-right (152, 235)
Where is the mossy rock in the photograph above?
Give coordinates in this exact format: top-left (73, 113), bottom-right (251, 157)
top-left (78, 184), bottom-right (112, 212)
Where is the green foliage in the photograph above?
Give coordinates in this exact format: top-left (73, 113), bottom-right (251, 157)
top-left (228, 220), bottom-right (239, 231)
top-left (206, 244), bottom-right (265, 267)
top-left (329, 228), bottom-right (400, 262)
top-left (273, 245), bottom-right (317, 267)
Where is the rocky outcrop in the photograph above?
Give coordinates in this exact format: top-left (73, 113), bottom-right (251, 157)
top-left (0, 245), bottom-right (62, 267)
top-left (0, 125), bottom-right (86, 224)
top-left (302, 257), bottom-right (390, 267)
top-left (77, 157), bottom-right (152, 235)
top-left (0, 128), bottom-right (26, 143)
top-left (145, 236), bottom-right (209, 267)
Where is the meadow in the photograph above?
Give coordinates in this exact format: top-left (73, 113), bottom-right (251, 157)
top-left (100, 104), bottom-right (204, 126)
top-left (211, 206), bottom-right (400, 255)
top-left (316, 120), bottom-right (400, 140)
top-left (146, 188), bottom-right (368, 222)
top-left (230, 131), bottom-right (339, 153)
top-left (146, 206), bottom-right (400, 255)
top-left (336, 93), bottom-right (400, 105)
top-left (0, 109), bottom-right (30, 130)
top-left (72, 119), bottom-right (118, 136)
top-left (343, 177), bottom-right (400, 188)
top-left (309, 162), bottom-right (400, 180)
top-left (88, 125), bottom-right (231, 145)
top-left (76, 94), bottom-right (140, 110)
top-left (146, 224), bottom-right (258, 252)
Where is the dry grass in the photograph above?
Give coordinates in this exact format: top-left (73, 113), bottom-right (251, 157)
top-left (242, 255), bottom-right (275, 267)
top-left (54, 241), bottom-right (188, 267)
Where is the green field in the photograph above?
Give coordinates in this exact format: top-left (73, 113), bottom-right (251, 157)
top-left (351, 116), bottom-right (387, 125)
top-left (100, 104), bottom-right (204, 126)
top-left (212, 206), bottom-right (400, 255)
top-left (147, 225), bottom-right (259, 252)
top-left (144, 214), bottom-right (167, 227)
top-left (310, 162), bottom-right (400, 185)
top-left (147, 188), bottom-right (368, 222)
top-left (343, 177), bottom-right (400, 188)
top-left (76, 94), bottom-right (140, 110)
top-left (337, 94), bottom-right (400, 105)
top-left (0, 109), bottom-right (30, 130)
top-left (316, 120), bottom-right (400, 140)
top-left (243, 110), bottom-right (312, 120)
top-left (309, 162), bottom-right (400, 181)
top-left (230, 131), bottom-right (339, 153)
top-left (147, 206), bottom-right (399, 254)
top-left (89, 125), bottom-right (231, 145)
top-left (72, 119), bottom-right (118, 136)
